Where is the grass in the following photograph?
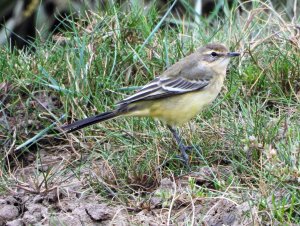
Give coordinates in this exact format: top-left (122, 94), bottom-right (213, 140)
top-left (1, 0), bottom-right (300, 224)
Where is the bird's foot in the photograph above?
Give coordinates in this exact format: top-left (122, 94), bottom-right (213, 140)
top-left (177, 145), bottom-right (202, 166)
top-left (178, 144), bottom-right (192, 167)
top-left (184, 145), bottom-right (194, 151)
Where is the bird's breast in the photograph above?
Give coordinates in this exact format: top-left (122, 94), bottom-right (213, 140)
top-left (149, 82), bottom-right (222, 125)
top-left (125, 77), bottom-right (224, 126)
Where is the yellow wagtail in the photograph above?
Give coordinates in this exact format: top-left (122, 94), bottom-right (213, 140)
top-left (62, 43), bottom-right (240, 164)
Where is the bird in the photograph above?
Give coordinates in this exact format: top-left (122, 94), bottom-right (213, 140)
top-left (62, 43), bottom-right (240, 165)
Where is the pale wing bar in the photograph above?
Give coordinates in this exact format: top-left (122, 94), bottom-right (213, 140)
top-left (118, 77), bottom-right (210, 105)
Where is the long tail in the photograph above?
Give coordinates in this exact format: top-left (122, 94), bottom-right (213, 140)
top-left (61, 111), bottom-right (118, 133)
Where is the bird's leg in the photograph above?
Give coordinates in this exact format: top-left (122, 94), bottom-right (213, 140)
top-left (167, 125), bottom-right (190, 165)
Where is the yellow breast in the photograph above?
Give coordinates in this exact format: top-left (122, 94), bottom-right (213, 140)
top-left (126, 77), bottom-right (225, 126)
top-left (150, 88), bottom-right (219, 125)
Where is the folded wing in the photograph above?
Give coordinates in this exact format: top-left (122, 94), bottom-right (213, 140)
top-left (117, 75), bottom-right (210, 105)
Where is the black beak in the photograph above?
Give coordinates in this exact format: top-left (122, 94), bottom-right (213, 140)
top-left (227, 52), bottom-right (240, 57)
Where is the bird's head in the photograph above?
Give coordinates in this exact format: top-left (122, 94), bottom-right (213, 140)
top-left (198, 43), bottom-right (240, 73)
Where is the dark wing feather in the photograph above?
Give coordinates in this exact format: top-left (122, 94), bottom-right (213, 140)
top-left (117, 77), bottom-right (210, 105)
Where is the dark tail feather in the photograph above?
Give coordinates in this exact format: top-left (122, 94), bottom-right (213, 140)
top-left (62, 111), bottom-right (118, 133)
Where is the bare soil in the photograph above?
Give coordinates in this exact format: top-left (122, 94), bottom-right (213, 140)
top-left (0, 149), bottom-right (255, 225)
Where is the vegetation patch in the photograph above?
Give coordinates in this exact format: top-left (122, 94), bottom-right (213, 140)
top-left (0, 1), bottom-right (299, 225)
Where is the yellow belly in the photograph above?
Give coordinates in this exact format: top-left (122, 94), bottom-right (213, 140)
top-left (150, 89), bottom-right (219, 125)
top-left (126, 87), bottom-right (220, 126)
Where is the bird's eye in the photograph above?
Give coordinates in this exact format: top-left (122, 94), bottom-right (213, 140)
top-left (211, 52), bottom-right (218, 57)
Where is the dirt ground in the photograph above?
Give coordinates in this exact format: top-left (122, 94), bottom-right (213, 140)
top-left (0, 148), bottom-right (256, 225)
